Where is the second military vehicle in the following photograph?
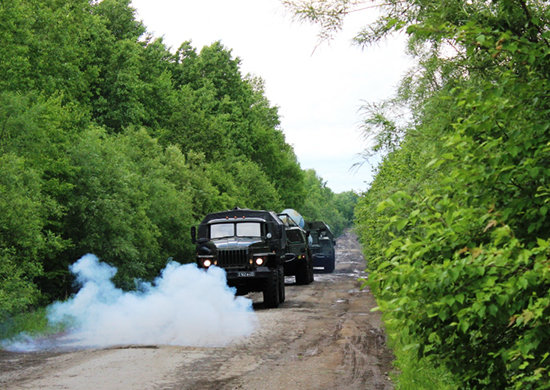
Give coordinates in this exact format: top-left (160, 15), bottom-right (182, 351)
top-left (278, 210), bottom-right (314, 285)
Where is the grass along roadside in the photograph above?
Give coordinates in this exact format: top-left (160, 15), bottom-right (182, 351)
top-left (0, 307), bottom-right (64, 346)
top-left (384, 320), bottom-right (459, 389)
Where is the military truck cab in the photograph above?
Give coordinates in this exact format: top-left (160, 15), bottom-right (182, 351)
top-left (192, 208), bottom-right (288, 308)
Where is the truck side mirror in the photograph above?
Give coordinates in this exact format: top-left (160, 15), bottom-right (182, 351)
top-left (191, 226), bottom-right (197, 244)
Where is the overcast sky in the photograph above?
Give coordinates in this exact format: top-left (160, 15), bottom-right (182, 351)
top-left (131, 0), bottom-right (412, 193)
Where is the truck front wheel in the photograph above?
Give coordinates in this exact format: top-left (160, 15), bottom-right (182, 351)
top-left (263, 269), bottom-right (280, 308)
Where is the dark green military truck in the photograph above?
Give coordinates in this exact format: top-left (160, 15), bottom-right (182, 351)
top-left (191, 208), bottom-right (292, 308)
top-left (278, 212), bottom-right (314, 285)
top-left (305, 221), bottom-right (336, 273)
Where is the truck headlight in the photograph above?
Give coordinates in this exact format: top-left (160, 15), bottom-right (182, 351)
top-left (199, 256), bottom-right (215, 268)
top-left (254, 256), bottom-right (265, 266)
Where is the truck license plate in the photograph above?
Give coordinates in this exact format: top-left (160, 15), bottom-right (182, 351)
top-left (237, 271), bottom-right (255, 277)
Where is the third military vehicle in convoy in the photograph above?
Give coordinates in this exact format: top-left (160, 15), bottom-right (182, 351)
top-left (305, 221), bottom-right (336, 273)
top-left (191, 207), bottom-right (293, 308)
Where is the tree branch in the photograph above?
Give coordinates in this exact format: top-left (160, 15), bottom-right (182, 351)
top-left (516, 0), bottom-right (550, 46)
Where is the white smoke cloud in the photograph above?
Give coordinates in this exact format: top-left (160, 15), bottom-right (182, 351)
top-left (5, 254), bottom-right (257, 351)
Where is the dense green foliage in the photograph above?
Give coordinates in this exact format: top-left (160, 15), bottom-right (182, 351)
top-left (0, 0), bottom-right (354, 320)
top-left (287, 0), bottom-right (550, 388)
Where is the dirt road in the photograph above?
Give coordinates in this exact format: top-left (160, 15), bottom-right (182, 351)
top-left (0, 231), bottom-right (394, 390)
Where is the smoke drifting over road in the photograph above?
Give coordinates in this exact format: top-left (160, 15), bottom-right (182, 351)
top-left (5, 254), bottom-right (257, 351)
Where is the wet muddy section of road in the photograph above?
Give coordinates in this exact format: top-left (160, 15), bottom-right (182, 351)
top-left (0, 230), bottom-right (394, 390)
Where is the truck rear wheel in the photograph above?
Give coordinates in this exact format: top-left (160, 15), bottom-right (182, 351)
top-left (308, 258), bottom-right (314, 283)
top-left (325, 259), bottom-right (335, 273)
top-left (263, 269), bottom-right (280, 308)
top-left (278, 266), bottom-right (285, 303)
top-left (295, 259), bottom-right (311, 285)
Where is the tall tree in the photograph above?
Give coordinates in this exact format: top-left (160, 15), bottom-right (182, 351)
top-left (0, 0), bottom-right (313, 317)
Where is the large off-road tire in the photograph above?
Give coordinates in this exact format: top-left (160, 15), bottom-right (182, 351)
top-left (308, 257), bottom-right (314, 283)
top-left (263, 269), bottom-right (280, 308)
top-left (324, 259), bottom-right (335, 273)
top-left (235, 287), bottom-right (248, 295)
top-left (278, 266), bottom-right (285, 303)
top-left (295, 259), bottom-right (310, 285)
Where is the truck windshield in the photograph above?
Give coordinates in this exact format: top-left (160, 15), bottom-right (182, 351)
top-left (210, 222), bottom-right (262, 239)
top-left (320, 239), bottom-right (332, 250)
top-left (286, 229), bottom-right (304, 243)
top-left (210, 223), bottom-right (234, 239)
top-left (236, 222), bottom-right (261, 237)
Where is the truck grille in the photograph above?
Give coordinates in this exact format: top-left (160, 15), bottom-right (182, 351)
top-left (217, 249), bottom-right (248, 268)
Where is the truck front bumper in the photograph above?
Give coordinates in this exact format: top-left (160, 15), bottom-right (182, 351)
top-left (226, 266), bottom-right (273, 281)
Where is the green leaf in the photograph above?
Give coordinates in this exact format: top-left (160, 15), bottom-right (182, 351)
top-left (376, 198), bottom-right (394, 213)
top-left (536, 238), bottom-right (549, 249)
top-left (410, 209), bottom-right (420, 218)
top-left (426, 158), bottom-right (443, 168)
top-left (395, 218), bottom-right (408, 231)
top-left (460, 320), bottom-right (470, 333)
